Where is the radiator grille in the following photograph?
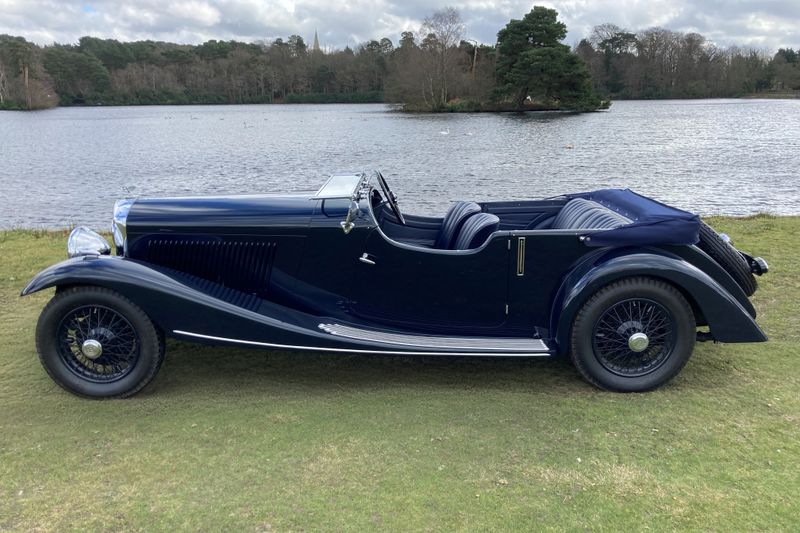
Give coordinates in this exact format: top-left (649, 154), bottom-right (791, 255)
top-left (145, 238), bottom-right (276, 295)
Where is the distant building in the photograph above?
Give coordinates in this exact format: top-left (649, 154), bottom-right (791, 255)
top-left (312, 30), bottom-right (321, 53)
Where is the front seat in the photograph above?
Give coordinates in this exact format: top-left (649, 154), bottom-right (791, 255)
top-left (453, 213), bottom-right (500, 250)
top-left (434, 201), bottom-right (482, 249)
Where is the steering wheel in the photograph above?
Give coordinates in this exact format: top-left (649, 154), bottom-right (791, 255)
top-left (377, 172), bottom-right (406, 225)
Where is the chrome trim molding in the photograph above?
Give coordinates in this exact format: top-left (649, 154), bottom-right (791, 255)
top-left (517, 237), bottom-right (526, 276)
top-left (318, 323), bottom-right (549, 352)
top-left (112, 198), bottom-right (135, 252)
top-left (173, 330), bottom-right (552, 357)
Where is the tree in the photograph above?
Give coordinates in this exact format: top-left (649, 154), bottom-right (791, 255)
top-left (78, 37), bottom-right (135, 69)
top-left (595, 27), bottom-right (637, 94)
top-left (384, 8), bottom-right (474, 110)
top-left (495, 6), bottom-right (601, 110)
top-left (42, 45), bottom-right (111, 103)
top-left (399, 31), bottom-right (416, 50)
top-left (287, 35), bottom-right (307, 57)
top-left (0, 35), bottom-right (55, 109)
top-left (420, 7), bottom-right (465, 107)
top-left (0, 57), bottom-right (7, 105)
top-left (770, 48), bottom-right (800, 90)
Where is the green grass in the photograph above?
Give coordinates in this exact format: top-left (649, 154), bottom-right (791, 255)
top-left (1, 218), bottom-right (798, 531)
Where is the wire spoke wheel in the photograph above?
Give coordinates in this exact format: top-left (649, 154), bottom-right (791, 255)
top-left (37, 287), bottom-right (164, 398)
top-left (570, 277), bottom-right (695, 392)
top-left (592, 298), bottom-right (676, 377)
top-left (57, 304), bottom-right (140, 383)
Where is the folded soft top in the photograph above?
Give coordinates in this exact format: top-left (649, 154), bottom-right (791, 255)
top-left (565, 189), bottom-right (700, 247)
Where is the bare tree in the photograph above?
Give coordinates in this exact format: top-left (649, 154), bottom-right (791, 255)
top-left (420, 7), bottom-right (464, 107)
top-left (0, 58), bottom-right (7, 105)
top-left (589, 23), bottom-right (624, 48)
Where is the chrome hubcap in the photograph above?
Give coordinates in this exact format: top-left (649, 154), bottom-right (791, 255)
top-left (628, 332), bottom-right (649, 353)
top-left (81, 339), bottom-right (103, 360)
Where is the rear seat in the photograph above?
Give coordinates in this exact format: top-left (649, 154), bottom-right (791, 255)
top-left (551, 198), bottom-right (632, 230)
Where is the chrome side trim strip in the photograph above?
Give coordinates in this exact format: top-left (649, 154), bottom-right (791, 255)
top-left (318, 323), bottom-right (549, 351)
top-left (172, 330), bottom-right (552, 357)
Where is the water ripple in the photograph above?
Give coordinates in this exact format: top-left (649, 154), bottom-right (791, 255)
top-left (1, 99), bottom-right (799, 229)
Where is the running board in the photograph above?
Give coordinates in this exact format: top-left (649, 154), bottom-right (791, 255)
top-left (318, 323), bottom-right (551, 354)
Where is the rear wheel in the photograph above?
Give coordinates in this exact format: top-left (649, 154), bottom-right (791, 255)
top-left (36, 286), bottom-right (164, 398)
top-left (570, 277), bottom-right (695, 392)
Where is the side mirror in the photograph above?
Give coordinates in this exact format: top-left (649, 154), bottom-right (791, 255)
top-left (340, 200), bottom-right (360, 234)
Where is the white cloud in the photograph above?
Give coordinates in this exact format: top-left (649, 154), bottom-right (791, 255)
top-left (0, 0), bottom-right (797, 51)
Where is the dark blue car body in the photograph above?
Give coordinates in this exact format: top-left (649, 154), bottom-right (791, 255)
top-left (23, 173), bottom-right (769, 396)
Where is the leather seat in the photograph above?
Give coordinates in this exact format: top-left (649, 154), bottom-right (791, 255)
top-left (453, 213), bottom-right (500, 250)
top-left (434, 201), bottom-right (482, 249)
top-left (551, 198), bottom-right (631, 230)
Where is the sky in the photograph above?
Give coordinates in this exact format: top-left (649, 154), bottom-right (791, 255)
top-left (1, 0), bottom-right (798, 52)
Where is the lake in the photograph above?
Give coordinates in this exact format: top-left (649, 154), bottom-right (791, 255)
top-left (1, 99), bottom-right (798, 229)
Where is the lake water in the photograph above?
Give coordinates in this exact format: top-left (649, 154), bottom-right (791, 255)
top-left (1, 99), bottom-right (798, 229)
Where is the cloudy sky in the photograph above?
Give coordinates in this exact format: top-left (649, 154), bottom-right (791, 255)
top-left (1, 0), bottom-right (798, 52)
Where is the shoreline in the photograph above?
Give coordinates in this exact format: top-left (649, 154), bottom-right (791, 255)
top-left (3, 93), bottom-right (798, 112)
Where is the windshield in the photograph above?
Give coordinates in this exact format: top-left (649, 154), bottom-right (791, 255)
top-left (315, 173), bottom-right (367, 199)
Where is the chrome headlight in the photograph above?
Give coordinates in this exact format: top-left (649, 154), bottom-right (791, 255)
top-left (112, 199), bottom-right (134, 253)
top-left (68, 227), bottom-right (111, 258)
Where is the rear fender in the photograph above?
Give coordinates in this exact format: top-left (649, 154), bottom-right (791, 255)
top-left (551, 250), bottom-right (767, 354)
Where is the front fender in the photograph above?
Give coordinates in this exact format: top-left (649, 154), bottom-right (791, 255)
top-left (20, 255), bottom-right (335, 348)
top-left (22, 255), bottom-right (174, 298)
top-left (552, 251), bottom-right (767, 353)
top-left (24, 255), bottom-right (541, 355)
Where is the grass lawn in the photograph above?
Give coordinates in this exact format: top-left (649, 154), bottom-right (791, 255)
top-left (1, 218), bottom-right (798, 531)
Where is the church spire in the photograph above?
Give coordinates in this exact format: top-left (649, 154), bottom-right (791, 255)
top-left (313, 29), bottom-right (320, 52)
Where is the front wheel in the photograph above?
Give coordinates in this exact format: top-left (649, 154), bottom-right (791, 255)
top-left (35, 286), bottom-right (165, 398)
top-left (570, 277), bottom-right (695, 392)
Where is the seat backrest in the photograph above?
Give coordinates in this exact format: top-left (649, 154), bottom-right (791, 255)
top-left (453, 213), bottom-right (500, 250)
top-left (551, 198), bottom-right (631, 230)
top-left (434, 201), bottom-right (482, 249)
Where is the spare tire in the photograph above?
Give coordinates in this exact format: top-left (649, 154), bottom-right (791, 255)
top-left (697, 221), bottom-right (757, 296)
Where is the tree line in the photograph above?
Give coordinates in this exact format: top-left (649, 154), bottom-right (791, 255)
top-left (1, 6), bottom-right (797, 112)
top-left (0, 33), bottom-right (389, 109)
top-left (576, 23), bottom-right (800, 99)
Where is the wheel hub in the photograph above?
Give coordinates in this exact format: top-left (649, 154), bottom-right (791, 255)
top-left (81, 339), bottom-right (104, 360)
top-left (628, 332), bottom-right (649, 353)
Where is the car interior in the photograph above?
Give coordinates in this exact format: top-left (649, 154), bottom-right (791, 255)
top-left (368, 189), bottom-right (633, 251)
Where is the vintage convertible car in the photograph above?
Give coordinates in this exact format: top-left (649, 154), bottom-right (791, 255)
top-left (23, 172), bottom-right (769, 398)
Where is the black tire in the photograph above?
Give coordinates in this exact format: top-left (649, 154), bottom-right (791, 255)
top-left (35, 286), bottom-right (165, 399)
top-left (697, 221), bottom-right (756, 296)
top-left (570, 277), bottom-right (695, 392)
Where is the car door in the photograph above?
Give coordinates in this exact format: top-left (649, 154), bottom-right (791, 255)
top-left (350, 229), bottom-right (510, 333)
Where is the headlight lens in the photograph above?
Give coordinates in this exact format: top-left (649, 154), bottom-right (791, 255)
top-left (112, 199), bottom-right (134, 253)
top-left (68, 227), bottom-right (111, 258)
